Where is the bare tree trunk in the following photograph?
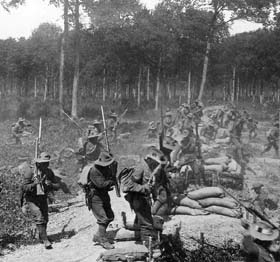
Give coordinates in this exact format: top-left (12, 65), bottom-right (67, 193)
top-left (198, 40), bottom-right (210, 101)
top-left (137, 66), bottom-right (142, 107)
top-left (102, 68), bottom-right (106, 102)
top-left (167, 81), bottom-right (171, 100)
top-left (155, 58), bottom-right (161, 111)
top-left (71, 0), bottom-right (80, 118)
top-left (231, 66), bottom-right (236, 103)
top-left (236, 77), bottom-right (240, 103)
top-left (187, 71), bottom-right (191, 105)
top-left (44, 66), bottom-right (49, 102)
top-left (59, 0), bottom-right (69, 116)
top-left (146, 66), bottom-right (150, 101)
top-left (34, 77), bottom-right (37, 98)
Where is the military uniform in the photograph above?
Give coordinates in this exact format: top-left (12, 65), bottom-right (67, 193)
top-left (107, 113), bottom-right (119, 140)
top-left (119, 167), bottom-right (157, 245)
top-left (11, 118), bottom-right (27, 144)
top-left (241, 220), bottom-right (280, 262)
top-left (262, 123), bottom-right (279, 156)
top-left (76, 127), bottom-right (104, 170)
top-left (20, 152), bottom-right (60, 249)
top-left (229, 118), bottom-right (245, 162)
top-left (87, 152), bottom-right (117, 249)
top-left (247, 118), bottom-right (258, 140)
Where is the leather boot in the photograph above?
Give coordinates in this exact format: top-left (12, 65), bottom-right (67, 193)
top-left (37, 224), bottom-right (52, 249)
top-left (92, 225), bottom-right (114, 249)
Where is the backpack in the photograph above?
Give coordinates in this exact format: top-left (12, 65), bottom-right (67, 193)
top-left (118, 167), bottom-right (135, 193)
top-left (77, 164), bottom-right (94, 191)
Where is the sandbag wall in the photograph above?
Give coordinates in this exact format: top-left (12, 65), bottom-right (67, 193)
top-left (169, 187), bottom-right (242, 218)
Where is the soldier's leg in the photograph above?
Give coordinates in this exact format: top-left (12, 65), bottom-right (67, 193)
top-left (91, 194), bottom-right (114, 249)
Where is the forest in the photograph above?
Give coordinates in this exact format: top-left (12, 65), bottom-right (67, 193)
top-left (0, 0), bottom-right (279, 120)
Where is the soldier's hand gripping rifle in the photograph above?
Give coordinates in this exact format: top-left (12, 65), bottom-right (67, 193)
top-left (221, 185), bottom-right (278, 229)
top-left (101, 106), bottom-right (121, 197)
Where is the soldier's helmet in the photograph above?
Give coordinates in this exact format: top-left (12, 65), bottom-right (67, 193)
top-left (144, 146), bottom-right (168, 166)
top-left (109, 112), bottom-right (118, 119)
top-left (87, 126), bottom-right (101, 139)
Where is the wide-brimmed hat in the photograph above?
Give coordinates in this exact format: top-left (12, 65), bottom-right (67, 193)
top-left (35, 152), bottom-right (51, 163)
top-left (109, 113), bottom-right (118, 119)
top-left (92, 120), bottom-right (102, 126)
top-left (249, 221), bottom-right (279, 241)
top-left (18, 117), bottom-right (25, 123)
top-left (162, 136), bottom-right (178, 150)
top-left (95, 152), bottom-right (115, 167)
top-left (145, 147), bottom-right (167, 165)
top-left (252, 182), bottom-right (264, 190)
top-left (165, 111), bottom-right (173, 117)
top-left (87, 126), bottom-right (102, 139)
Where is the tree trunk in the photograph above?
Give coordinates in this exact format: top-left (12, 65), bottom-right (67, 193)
top-left (187, 71), bottom-right (191, 105)
top-left (102, 68), bottom-right (106, 102)
top-left (146, 66), bottom-right (150, 101)
top-left (231, 66), bottom-right (236, 103)
top-left (167, 80), bottom-right (171, 100)
top-left (34, 77), bottom-right (37, 98)
top-left (198, 40), bottom-right (211, 101)
top-left (137, 66), bottom-right (142, 107)
top-left (155, 58), bottom-right (161, 111)
top-left (44, 66), bottom-right (49, 102)
top-left (71, 0), bottom-right (80, 118)
top-left (59, 0), bottom-right (69, 116)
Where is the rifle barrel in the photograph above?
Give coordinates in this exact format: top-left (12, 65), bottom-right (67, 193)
top-left (101, 106), bottom-right (110, 153)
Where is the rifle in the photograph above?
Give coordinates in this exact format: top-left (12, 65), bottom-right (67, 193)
top-left (159, 96), bottom-right (164, 152)
top-left (195, 122), bottom-right (202, 159)
top-left (34, 118), bottom-right (45, 192)
top-left (101, 106), bottom-right (121, 198)
top-left (60, 109), bottom-right (85, 133)
top-left (221, 185), bottom-right (278, 229)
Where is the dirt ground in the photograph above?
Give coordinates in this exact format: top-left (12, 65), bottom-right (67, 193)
top-left (1, 106), bottom-right (280, 261)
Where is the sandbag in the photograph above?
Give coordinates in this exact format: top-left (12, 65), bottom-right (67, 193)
top-left (204, 157), bottom-right (228, 165)
top-left (204, 164), bottom-right (224, 173)
top-left (205, 205), bottom-right (242, 218)
top-left (187, 187), bottom-right (225, 200)
top-left (172, 194), bottom-right (202, 209)
top-left (198, 197), bottom-right (239, 209)
top-left (114, 228), bottom-right (137, 241)
top-left (215, 137), bottom-right (230, 144)
top-left (170, 206), bottom-right (209, 216)
top-left (97, 244), bottom-right (148, 262)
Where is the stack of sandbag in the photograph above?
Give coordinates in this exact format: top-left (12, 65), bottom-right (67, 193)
top-left (97, 244), bottom-right (148, 262)
top-left (170, 187), bottom-right (241, 218)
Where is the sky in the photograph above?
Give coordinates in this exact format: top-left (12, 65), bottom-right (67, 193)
top-left (0, 0), bottom-right (262, 40)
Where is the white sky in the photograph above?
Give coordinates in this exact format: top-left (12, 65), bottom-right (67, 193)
top-left (0, 0), bottom-right (262, 40)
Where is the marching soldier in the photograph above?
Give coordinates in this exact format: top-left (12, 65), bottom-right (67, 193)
top-left (118, 165), bottom-right (159, 246)
top-left (20, 152), bottom-right (60, 249)
top-left (11, 117), bottom-right (30, 144)
top-left (247, 117), bottom-right (258, 140)
top-left (107, 112), bottom-right (119, 140)
top-left (76, 126), bottom-right (104, 171)
top-left (261, 122), bottom-right (279, 157)
top-left (147, 121), bottom-right (160, 139)
top-left (251, 183), bottom-right (267, 214)
top-left (86, 152), bottom-right (118, 249)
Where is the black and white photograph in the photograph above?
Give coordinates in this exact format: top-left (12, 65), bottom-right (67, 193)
top-left (0, 0), bottom-right (280, 261)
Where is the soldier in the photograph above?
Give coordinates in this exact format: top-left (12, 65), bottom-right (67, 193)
top-left (118, 165), bottom-right (158, 246)
top-left (11, 117), bottom-right (30, 144)
top-left (173, 129), bottom-right (205, 186)
top-left (20, 152), bottom-right (61, 249)
top-left (241, 219), bottom-right (280, 262)
top-left (200, 122), bottom-right (217, 142)
top-left (162, 111), bottom-right (174, 136)
top-left (86, 152), bottom-right (118, 249)
top-left (147, 121), bottom-right (160, 139)
top-left (182, 113), bottom-right (194, 135)
top-left (229, 117), bottom-right (246, 162)
top-left (107, 112), bottom-right (119, 140)
top-left (192, 101), bottom-right (204, 124)
top-left (261, 122), bottom-right (279, 157)
top-left (247, 117), bottom-right (258, 140)
top-left (76, 126), bottom-right (104, 171)
top-left (251, 183), bottom-right (268, 214)
top-left (92, 119), bottom-right (103, 133)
